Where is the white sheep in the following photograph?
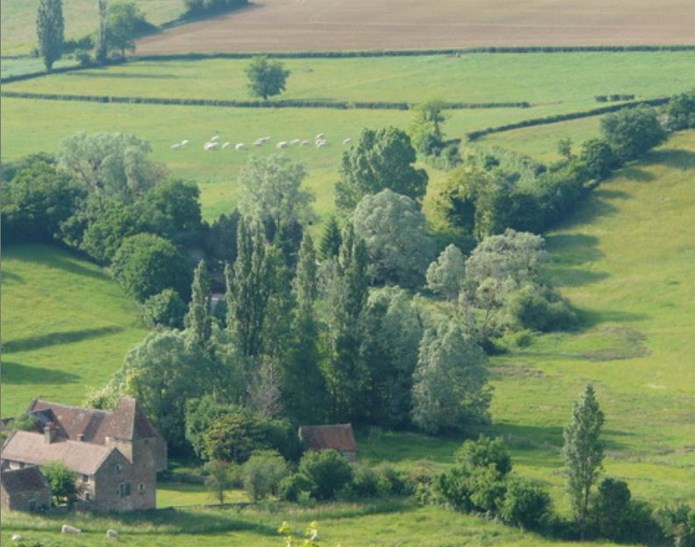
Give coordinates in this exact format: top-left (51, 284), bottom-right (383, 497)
top-left (106, 529), bottom-right (120, 538)
top-left (222, 142), bottom-right (231, 149)
top-left (261, 136), bottom-right (271, 142)
top-left (181, 139), bottom-right (190, 146)
top-left (210, 135), bottom-right (220, 142)
top-left (171, 143), bottom-right (182, 149)
top-left (254, 138), bottom-right (265, 146)
top-left (61, 525), bottom-right (81, 534)
top-left (315, 133), bottom-right (325, 140)
top-left (290, 138), bottom-right (301, 146)
top-left (316, 140), bottom-right (327, 148)
top-left (204, 142), bottom-right (219, 151)
top-left (11, 535), bottom-right (23, 542)
top-left (342, 138), bottom-right (352, 145)
top-left (300, 140), bottom-right (309, 147)
top-left (235, 143), bottom-right (246, 151)
top-left (276, 141), bottom-right (288, 149)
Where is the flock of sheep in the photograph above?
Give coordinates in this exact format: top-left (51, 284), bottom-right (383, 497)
top-left (170, 133), bottom-right (352, 151)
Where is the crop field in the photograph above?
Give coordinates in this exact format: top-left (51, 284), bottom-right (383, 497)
top-left (0, 0), bottom-right (183, 55)
top-left (136, 0), bottom-right (695, 55)
top-left (0, 245), bottom-right (148, 417)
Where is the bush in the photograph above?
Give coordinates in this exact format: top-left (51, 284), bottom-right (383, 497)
top-left (298, 450), bottom-right (353, 501)
top-left (143, 288), bottom-right (186, 329)
top-left (499, 477), bottom-right (552, 530)
top-left (667, 90), bottom-right (695, 131)
top-left (507, 285), bottom-right (577, 332)
top-left (601, 105), bottom-right (667, 162)
top-left (278, 473), bottom-right (313, 502)
top-left (74, 49), bottom-right (93, 66)
top-left (580, 138), bottom-right (622, 180)
top-left (242, 450), bottom-right (289, 502)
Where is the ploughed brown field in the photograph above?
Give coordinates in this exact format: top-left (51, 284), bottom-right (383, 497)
top-left (136, 0), bottom-right (695, 54)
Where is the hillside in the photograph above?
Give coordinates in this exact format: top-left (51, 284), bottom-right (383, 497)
top-left (0, 244), bottom-right (148, 417)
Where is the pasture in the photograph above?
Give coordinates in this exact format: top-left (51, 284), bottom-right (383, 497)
top-left (0, 0), bottom-right (183, 55)
top-left (0, 245), bottom-right (148, 417)
top-left (135, 0), bottom-right (695, 54)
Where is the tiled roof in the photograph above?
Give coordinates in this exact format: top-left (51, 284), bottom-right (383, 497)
top-left (298, 424), bottom-right (357, 452)
top-left (0, 465), bottom-right (49, 494)
top-left (28, 397), bottom-right (159, 445)
top-left (1, 430), bottom-right (114, 475)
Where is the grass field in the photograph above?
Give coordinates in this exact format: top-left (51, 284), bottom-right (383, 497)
top-left (135, 0), bottom-right (695, 54)
top-left (0, 245), bottom-right (148, 417)
top-left (0, 0), bottom-right (183, 55)
top-left (7, 52), bottom-right (694, 107)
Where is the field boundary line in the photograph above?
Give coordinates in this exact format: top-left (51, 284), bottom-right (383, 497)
top-left (0, 90), bottom-right (531, 111)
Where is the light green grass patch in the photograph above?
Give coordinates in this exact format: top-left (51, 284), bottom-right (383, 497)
top-left (1, 244), bottom-right (148, 417)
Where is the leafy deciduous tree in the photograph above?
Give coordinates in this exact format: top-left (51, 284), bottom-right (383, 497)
top-left (42, 462), bottom-right (76, 506)
top-left (600, 105), bottom-right (667, 162)
top-left (426, 244), bottom-right (466, 300)
top-left (245, 56), bottom-right (290, 100)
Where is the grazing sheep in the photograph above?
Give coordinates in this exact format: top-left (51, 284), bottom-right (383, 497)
top-left (315, 133), bottom-right (325, 140)
top-left (300, 140), bottom-right (309, 147)
top-left (106, 529), bottom-right (120, 538)
top-left (61, 525), bottom-right (81, 534)
top-left (204, 142), bottom-right (219, 151)
top-left (235, 143), bottom-right (246, 151)
top-left (342, 138), bottom-right (352, 145)
top-left (11, 535), bottom-right (23, 542)
top-left (181, 139), bottom-right (190, 146)
top-left (290, 138), bottom-right (301, 145)
top-left (210, 135), bottom-right (220, 142)
top-left (171, 143), bottom-right (182, 149)
top-left (261, 136), bottom-right (271, 142)
top-left (316, 140), bottom-right (327, 148)
top-left (276, 141), bottom-right (288, 149)
top-left (254, 138), bottom-right (265, 146)
top-left (222, 142), bottom-right (231, 149)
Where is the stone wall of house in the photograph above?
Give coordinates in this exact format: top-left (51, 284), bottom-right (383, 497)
top-left (91, 449), bottom-right (138, 512)
top-left (106, 437), bottom-right (158, 509)
top-left (1, 485), bottom-right (51, 512)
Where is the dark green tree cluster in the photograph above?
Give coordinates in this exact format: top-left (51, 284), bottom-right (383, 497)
top-left (184, 0), bottom-right (249, 18)
top-left (410, 100), bottom-right (462, 169)
top-left (36, 0), bottom-right (64, 71)
top-left (245, 56), bottom-right (291, 100)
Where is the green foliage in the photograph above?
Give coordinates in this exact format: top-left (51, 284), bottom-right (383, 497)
top-left (107, 1), bottom-right (154, 56)
top-left (411, 99), bottom-right (445, 155)
top-left (352, 189), bottom-right (435, 288)
top-left (411, 321), bottom-right (491, 434)
top-left (600, 105), bottom-right (668, 162)
top-left (111, 233), bottom-right (192, 302)
top-left (1, 157), bottom-right (84, 245)
top-left (277, 473), bottom-right (313, 502)
top-left (185, 395), bottom-right (239, 459)
top-left (667, 90), bottom-right (695, 131)
top-left (143, 288), bottom-right (186, 329)
top-left (42, 461), bottom-right (76, 506)
top-left (335, 127), bottom-right (428, 212)
top-left (499, 477), bottom-right (552, 530)
top-left (95, 0), bottom-right (109, 65)
top-left (36, 0), bottom-right (64, 71)
top-left (203, 459), bottom-right (235, 504)
top-left (455, 436), bottom-right (512, 476)
top-left (202, 408), bottom-right (295, 464)
top-left (318, 216), bottom-right (342, 260)
top-left (184, 260), bottom-right (212, 346)
top-left (245, 56), bottom-right (290, 100)
top-left (206, 211), bottom-right (240, 271)
top-left (238, 154), bottom-right (314, 239)
top-left (426, 244), bottom-right (466, 300)
top-left (579, 138), bottom-right (621, 180)
top-left (184, 0), bottom-right (248, 17)
top-left (297, 450), bottom-right (354, 501)
top-left (58, 131), bottom-right (166, 201)
top-left (562, 384), bottom-right (604, 541)
top-left (506, 284), bottom-right (577, 332)
top-left (359, 287), bottom-right (423, 428)
top-left (242, 450), bottom-right (289, 502)
top-left (656, 504), bottom-right (695, 547)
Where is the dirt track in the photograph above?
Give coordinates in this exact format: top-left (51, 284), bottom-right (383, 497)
top-left (136, 0), bottom-right (695, 54)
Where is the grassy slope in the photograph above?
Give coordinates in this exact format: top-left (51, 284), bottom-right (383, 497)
top-left (0, 0), bottom-right (183, 55)
top-left (0, 244), bottom-right (148, 417)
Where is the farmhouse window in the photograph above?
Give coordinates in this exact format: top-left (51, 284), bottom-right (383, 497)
top-left (119, 482), bottom-right (131, 497)
top-left (82, 474), bottom-right (89, 483)
top-left (138, 483), bottom-right (146, 494)
top-left (115, 464), bottom-right (123, 474)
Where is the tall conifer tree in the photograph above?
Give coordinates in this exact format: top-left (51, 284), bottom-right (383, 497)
top-left (36, 0), bottom-right (64, 72)
top-left (184, 260), bottom-right (212, 346)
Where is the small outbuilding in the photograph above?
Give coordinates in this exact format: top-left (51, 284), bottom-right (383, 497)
top-left (298, 424), bottom-right (357, 462)
top-left (0, 465), bottom-right (51, 512)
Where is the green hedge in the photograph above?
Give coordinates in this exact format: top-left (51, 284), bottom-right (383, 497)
top-left (0, 90), bottom-right (530, 111)
top-left (466, 98), bottom-right (670, 141)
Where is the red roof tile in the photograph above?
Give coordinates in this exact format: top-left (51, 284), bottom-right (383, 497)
top-left (298, 424), bottom-right (357, 453)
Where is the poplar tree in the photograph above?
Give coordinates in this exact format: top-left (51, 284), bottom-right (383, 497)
top-left (283, 233), bottom-right (327, 423)
top-left (184, 260), bottom-right (212, 346)
top-left (325, 225), bottom-right (369, 421)
top-left (562, 384), bottom-right (605, 542)
top-left (225, 218), bottom-right (272, 358)
top-left (96, 0), bottom-right (109, 64)
top-left (36, 0), bottom-right (64, 72)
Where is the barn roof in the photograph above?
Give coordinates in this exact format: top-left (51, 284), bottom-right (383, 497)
top-left (298, 424), bottom-right (357, 453)
top-left (0, 465), bottom-right (49, 494)
top-left (1, 430), bottom-right (118, 475)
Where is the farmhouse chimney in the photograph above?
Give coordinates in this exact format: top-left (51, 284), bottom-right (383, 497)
top-left (44, 422), bottom-right (57, 444)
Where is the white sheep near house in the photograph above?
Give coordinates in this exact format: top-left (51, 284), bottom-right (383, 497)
top-left (61, 525), bottom-right (81, 534)
top-left (235, 143), bottom-right (246, 151)
top-left (276, 141), bottom-right (288, 149)
top-left (204, 142), bottom-right (219, 151)
top-left (222, 142), bottom-right (231, 149)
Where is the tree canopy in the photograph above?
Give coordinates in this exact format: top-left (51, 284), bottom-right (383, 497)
top-left (335, 127), bottom-right (428, 212)
top-left (36, 0), bottom-right (64, 71)
top-left (245, 56), bottom-right (290, 100)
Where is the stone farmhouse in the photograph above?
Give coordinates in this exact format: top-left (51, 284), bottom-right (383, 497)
top-left (298, 424), bottom-right (357, 462)
top-left (0, 397), bottom-right (166, 512)
top-left (0, 464), bottom-right (52, 512)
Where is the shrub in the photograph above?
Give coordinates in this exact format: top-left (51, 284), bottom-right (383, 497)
top-left (143, 288), bottom-right (186, 329)
top-left (601, 105), bottom-right (667, 162)
top-left (242, 450), bottom-right (289, 502)
top-left (580, 138), bottom-right (622, 180)
top-left (298, 450), bottom-right (353, 501)
top-left (278, 473), bottom-right (313, 502)
top-left (499, 477), bottom-right (552, 530)
top-left (507, 285), bottom-right (577, 332)
top-left (42, 462), bottom-right (77, 506)
top-left (667, 90), bottom-right (695, 131)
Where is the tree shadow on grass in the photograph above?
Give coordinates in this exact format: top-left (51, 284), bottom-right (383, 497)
top-left (3, 326), bottom-right (124, 353)
top-left (645, 148), bottom-right (695, 170)
top-left (16, 246), bottom-right (110, 282)
top-left (1, 361), bottom-right (80, 385)
top-left (0, 270), bottom-right (24, 284)
top-left (618, 166), bottom-right (655, 183)
top-left (544, 234), bottom-right (609, 287)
